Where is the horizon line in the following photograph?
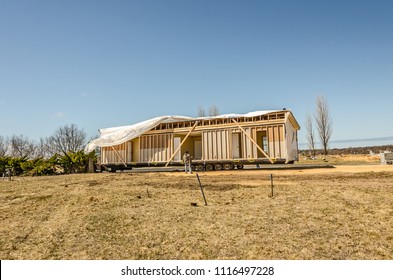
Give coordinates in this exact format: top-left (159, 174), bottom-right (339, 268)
top-left (299, 136), bottom-right (393, 147)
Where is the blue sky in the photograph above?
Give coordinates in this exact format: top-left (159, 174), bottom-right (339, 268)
top-left (1, 0), bottom-right (393, 146)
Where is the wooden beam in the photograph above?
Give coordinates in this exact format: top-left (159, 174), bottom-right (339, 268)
top-left (231, 119), bottom-right (274, 164)
top-left (165, 121), bottom-right (199, 167)
top-left (111, 146), bottom-right (128, 167)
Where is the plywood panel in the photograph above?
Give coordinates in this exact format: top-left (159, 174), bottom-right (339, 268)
top-left (173, 137), bottom-right (181, 161)
top-left (242, 132), bottom-right (247, 158)
top-left (139, 134), bottom-right (172, 162)
top-left (212, 131), bottom-right (217, 159)
top-left (285, 118), bottom-right (299, 162)
top-left (274, 126), bottom-right (280, 157)
top-left (216, 131), bottom-right (221, 159)
top-left (232, 133), bottom-right (240, 158)
top-left (221, 130), bottom-right (227, 159)
top-left (133, 138), bottom-right (140, 162)
top-left (101, 142), bottom-right (132, 164)
top-left (241, 127), bottom-right (254, 159)
top-left (268, 126), bottom-right (275, 158)
top-left (202, 129), bottom-right (231, 160)
top-left (202, 132), bottom-right (207, 160)
top-left (221, 130), bottom-right (229, 159)
top-left (252, 128), bottom-right (258, 158)
top-left (262, 125), bottom-right (285, 158)
top-left (225, 130), bottom-right (230, 158)
top-left (279, 125), bottom-right (284, 158)
top-left (208, 132), bottom-right (213, 159)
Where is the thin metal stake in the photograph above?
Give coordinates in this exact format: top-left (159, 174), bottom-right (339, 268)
top-left (270, 174), bottom-right (274, 197)
top-left (196, 173), bottom-right (208, 206)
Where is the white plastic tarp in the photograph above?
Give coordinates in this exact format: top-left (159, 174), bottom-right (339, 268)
top-left (84, 110), bottom-right (280, 153)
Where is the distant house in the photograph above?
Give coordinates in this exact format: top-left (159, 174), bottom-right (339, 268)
top-left (85, 109), bottom-right (300, 171)
top-left (381, 151), bottom-right (393, 165)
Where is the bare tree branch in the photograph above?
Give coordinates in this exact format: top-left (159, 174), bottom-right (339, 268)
top-left (48, 124), bottom-right (87, 156)
top-left (9, 135), bottom-right (36, 159)
top-left (305, 113), bottom-right (316, 158)
top-left (314, 96), bottom-right (333, 156)
top-left (0, 136), bottom-right (9, 157)
top-left (33, 137), bottom-right (53, 159)
top-left (197, 106), bottom-right (206, 117)
top-left (209, 105), bottom-right (219, 117)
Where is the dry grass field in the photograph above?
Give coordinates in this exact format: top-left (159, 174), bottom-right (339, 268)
top-left (1, 155), bottom-right (392, 260)
top-left (298, 154), bottom-right (382, 165)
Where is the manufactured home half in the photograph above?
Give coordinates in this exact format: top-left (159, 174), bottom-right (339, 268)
top-left (85, 109), bottom-right (300, 171)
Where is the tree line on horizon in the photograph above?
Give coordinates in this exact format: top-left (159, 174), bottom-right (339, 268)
top-left (0, 124), bottom-right (95, 177)
top-left (300, 145), bottom-right (393, 156)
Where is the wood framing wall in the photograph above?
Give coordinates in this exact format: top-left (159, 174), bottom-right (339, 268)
top-left (101, 125), bottom-right (288, 164)
top-left (202, 130), bottom-right (231, 160)
top-left (285, 117), bottom-right (299, 162)
top-left (230, 125), bottom-right (285, 159)
top-left (267, 125), bottom-right (285, 159)
top-left (100, 111), bottom-right (300, 165)
top-left (101, 142), bottom-right (132, 164)
top-left (139, 134), bottom-right (172, 163)
top-left (132, 138), bottom-right (140, 163)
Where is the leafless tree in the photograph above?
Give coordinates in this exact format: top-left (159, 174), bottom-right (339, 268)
top-left (197, 106), bottom-right (206, 117)
top-left (209, 105), bottom-right (220, 117)
top-left (33, 137), bottom-right (54, 159)
top-left (314, 96), bottom-right (333, 156)
top-left (0, 136), bottom-right (9, 157)
top-left (48, 124), bottom-right (86, 156)
top-left (305, 113), bottom-right (316, 158)
top-left (9, 135), bottom-right (36, 159)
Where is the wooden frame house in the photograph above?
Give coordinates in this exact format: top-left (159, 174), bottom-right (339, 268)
top-left (85, 110), bottom-right (300, 171)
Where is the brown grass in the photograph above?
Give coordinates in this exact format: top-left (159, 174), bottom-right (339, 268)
top-left (298, 154), bottom-right (381, 165)
top-left (1, 163), bottom-right (392, 260)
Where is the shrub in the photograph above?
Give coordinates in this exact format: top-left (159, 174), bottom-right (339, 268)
top-left (21, 157), bottom-right (59, 176)
top-left (1, 151), bottom-right (96, 177)
top-left (6, 157), bottom-right (26, 176)
top-left (0, 157), bottom-right (11, 176)
top-left (59, 151), bottom-right (96, 174)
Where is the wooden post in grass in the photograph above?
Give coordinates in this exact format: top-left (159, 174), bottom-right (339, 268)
top-left (270, 174), bottom-right (274, 197)
top-left (196, 173), bottom-right (208, 206)
top-left (7, 168), bottom-right (11, 181)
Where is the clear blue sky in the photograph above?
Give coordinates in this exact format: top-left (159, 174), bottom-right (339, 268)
top-left (1, 0), bottom-right (393, 145)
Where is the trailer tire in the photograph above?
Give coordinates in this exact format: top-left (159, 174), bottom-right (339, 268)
top-left (214, 164), bottom-right (223, 171)
top-left (206, 164), bottom-right (214, 171)
top-left (196, 165), bottom-right (205, 171)
top-left (236, 165), bottom-right (244, 170)
top-left (223, 163), bottom-right (234, 170)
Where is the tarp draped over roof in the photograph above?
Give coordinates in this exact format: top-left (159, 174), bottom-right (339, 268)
top-left (84, 110), bottom-right (281, 153)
